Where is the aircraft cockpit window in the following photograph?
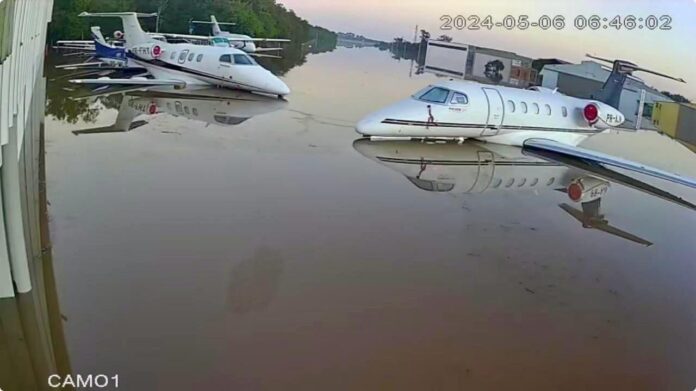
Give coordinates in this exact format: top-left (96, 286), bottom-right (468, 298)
top-left (450, 92), bottom-right (469, 105)
top-left (233, 54), bottom-right (255, 65)
top-left (219, 54), bottom-right (232, 63)
top-left (406, 177), bottom-right (454, 192)
top-left (417, 87), bottom-right (451, 104)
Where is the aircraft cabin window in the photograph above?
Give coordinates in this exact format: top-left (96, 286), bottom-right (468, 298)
top-left (491, 178), bottom-right (502, 188)
top-left (418, 87), bottom-right (450, 104)
top-left (170, 51), bottom-right (176, 60)
top-left (562, 106), bottom-right (568, 117)
top-left (530, 178), bottom-right (539, 186)
top-left (178, 50), bottom-right (189, 63)
top-left (520, 102), bottom-right (528, 113)
top-left (544, 104), bottom-right (551, 115)
top-left (233, 54), bottom-right (255, 65)
top-left (532, 103), bottom-right (540, 114)
top-left (219, 54), bottom-right (232, 63)
top-left (517, 178), bottom-right (527, 187)
top-left (188, 53), bottom-right (195, 62)
top-left (505, 178), bottom-right (515, 188)
top-left (507, 100), bottom-right (515, 113)
top-left (450, 92), bottom-right (469, 105)
top-left (546, 177), bottom-right (555, 186)
top-left (196, 54), bottom-right (203, 62)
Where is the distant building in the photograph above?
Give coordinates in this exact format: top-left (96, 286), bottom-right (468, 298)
top-left (423, 40), bottom-right (537, 88)
top-left (540, 61), bottom-right (673, 130)
top-left (652, 102), bottom-right (696, 147)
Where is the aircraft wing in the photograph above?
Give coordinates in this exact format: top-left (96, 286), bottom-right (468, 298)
top-left (253, 47), bottom-right (284, 52)
top-left (69, 78), bottom-right (187, 88)
top-left (249, 53), bottom-right (282, 59)
top-left (522, 139), bottom-right (696, 211)
top-left (523, 138), bottom-right (696, 189)
top-left (154, 32), bottom-right (210, 40)
top-left (246, 38), bottom-right (291, 42)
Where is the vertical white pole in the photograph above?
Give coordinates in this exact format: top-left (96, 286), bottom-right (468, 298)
top-left (636, 89), bottom-right (646, 130)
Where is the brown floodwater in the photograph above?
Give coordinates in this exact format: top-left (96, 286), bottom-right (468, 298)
top-left (45, 47), bottom-right (695, 390)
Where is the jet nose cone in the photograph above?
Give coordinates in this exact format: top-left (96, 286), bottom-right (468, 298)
top-left (267, 76), bottom-right (290, 96)
top-left (356, 111), bottom-right (386, 136)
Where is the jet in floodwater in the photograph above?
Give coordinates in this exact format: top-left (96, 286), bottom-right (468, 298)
top-left (70, 12), bottom-right (290, 97)
top-left (356, 55), bottom-right (696, 191)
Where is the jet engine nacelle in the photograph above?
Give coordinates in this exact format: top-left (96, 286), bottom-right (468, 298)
top-left (567, 177), bottom-right (610, 203)
top-left (583, 101), bottom-right (625, 129)
top-left (129, 43), bottom-right (165, 60)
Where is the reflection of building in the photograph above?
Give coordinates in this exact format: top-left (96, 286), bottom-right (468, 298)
top-left (652, 102), bottom-right (696, 148)
top-left (423, 40), bottom-right (536, 88)
top-left (539, 61), bottom-right (673, 130)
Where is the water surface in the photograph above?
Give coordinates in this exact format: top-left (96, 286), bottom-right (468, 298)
top-left (46, 47), bottom-right (696, 390)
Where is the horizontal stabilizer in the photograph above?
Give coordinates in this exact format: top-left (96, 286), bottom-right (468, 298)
top-left (558, 203), bottom-right (653, 246)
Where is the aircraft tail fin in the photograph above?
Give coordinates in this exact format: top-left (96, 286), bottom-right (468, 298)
top-left (211, 15), bottom-right (222, 36)
top-left (80, 12), bottom-right (156, 48)
top-left (586, 54), bottom-right (685, 109)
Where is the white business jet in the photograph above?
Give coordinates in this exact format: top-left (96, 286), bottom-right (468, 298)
top-left (70, 12), bottom-right (290, 97)
top-left (353, 139), bottom-right (696, 246)
top-left (356, 55), bottom-right (696, 189)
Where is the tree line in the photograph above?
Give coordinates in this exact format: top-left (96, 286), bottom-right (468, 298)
top-left (48, 0), bottom-right (336, 48)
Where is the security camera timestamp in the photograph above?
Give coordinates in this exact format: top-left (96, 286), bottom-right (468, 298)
top-left (439, 15), bottom-right (673, 31)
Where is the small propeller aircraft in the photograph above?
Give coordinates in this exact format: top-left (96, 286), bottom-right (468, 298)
top-left (69, 12), bottom-right (290, 97)
top-left (356, 54), bottom-right (696, 190)
top-left (353, 138), bottom-right (696, 246)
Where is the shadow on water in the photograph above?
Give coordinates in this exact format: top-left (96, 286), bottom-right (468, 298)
top-left (227, 247), bottom-right (284, 315)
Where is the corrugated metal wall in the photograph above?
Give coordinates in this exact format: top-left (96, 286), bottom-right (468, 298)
top-left (0, 0), bottom-right (54, 297)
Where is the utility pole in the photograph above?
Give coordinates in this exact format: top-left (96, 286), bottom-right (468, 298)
top-left (156, 0), bottom-right (169, 33)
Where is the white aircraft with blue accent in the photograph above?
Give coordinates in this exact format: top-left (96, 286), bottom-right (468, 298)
top-left (356, 55), bottom-right (696, 190)
top-left (69, 12), bottom-right (290, 97)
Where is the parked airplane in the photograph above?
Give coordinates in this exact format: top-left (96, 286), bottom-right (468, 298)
top-left (353, 139), bottom-right (696, 245)
top-left (70, 12), bottom-right (290, 97)
top-left (356, 55), bottom-right (696, 189)
top-left (72, 87), bottom-right (287, 135)
top-left (190, 15), bottom-right (290, 54)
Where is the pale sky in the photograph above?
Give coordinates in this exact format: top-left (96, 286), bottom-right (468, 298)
top-left (280, 0), bottom-right (696, 99)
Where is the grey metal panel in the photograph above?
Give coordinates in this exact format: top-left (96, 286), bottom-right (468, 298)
top-left (555, 73), bottom-right (603, 99)
top-left (676, 105), bottom-right (696, 145)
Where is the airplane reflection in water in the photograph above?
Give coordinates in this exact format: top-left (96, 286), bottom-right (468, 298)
top-left (71, 87), bottom-right (287, 135)
top-left (354, 139), bottom-right (696, 246)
